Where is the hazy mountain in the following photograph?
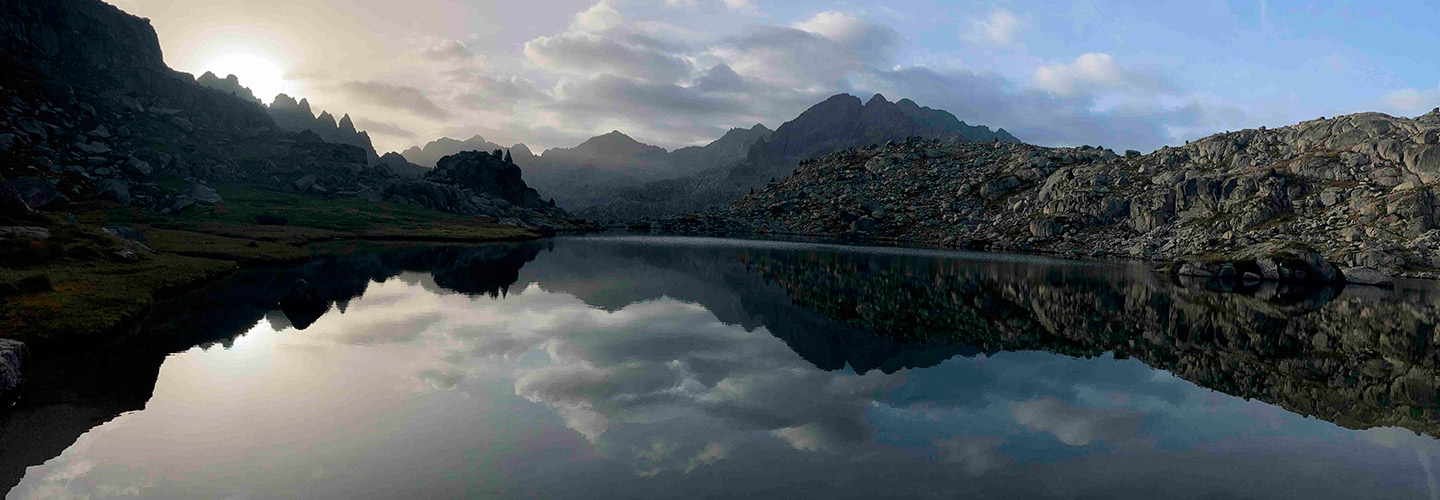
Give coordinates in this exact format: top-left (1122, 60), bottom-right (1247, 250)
top-left (669, 124), bottom-right (773, 177)
top-left (401, 136), bottom-right (509, 167)
top-left (535, 131), bottom-right (671, 177)
top-left (571, 93), bottom-right (1018, 221)
top-left (401, 125), bottom-right (771, 210)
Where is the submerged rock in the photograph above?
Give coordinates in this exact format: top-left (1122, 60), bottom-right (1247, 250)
top-left (1342, 266), bottom-right (1395, 287)
top-left (0, 339), bottom-right (25, 404)
top-left (278, 279), bottom-right (328, 330)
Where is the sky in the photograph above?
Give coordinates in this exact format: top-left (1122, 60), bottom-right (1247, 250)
top-left (105, 0), bottom-right (1440, 154)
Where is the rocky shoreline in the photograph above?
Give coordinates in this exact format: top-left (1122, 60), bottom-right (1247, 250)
top-left (646, 109), bottom-right (1440, 284)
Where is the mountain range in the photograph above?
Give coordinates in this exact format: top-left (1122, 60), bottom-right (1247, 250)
top-left (400, 124), bottom-right (774, 208)
top-left (399, 93), bottom-right (1013, 220)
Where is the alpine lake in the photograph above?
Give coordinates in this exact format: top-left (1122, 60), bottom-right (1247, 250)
top-left (3, 235), bottom-right (1437, 499)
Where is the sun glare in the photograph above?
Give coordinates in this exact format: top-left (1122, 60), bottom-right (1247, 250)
top-left (201, 52), bottom-right (290, 104)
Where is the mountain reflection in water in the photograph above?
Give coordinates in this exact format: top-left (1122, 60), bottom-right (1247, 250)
top-left (3, 235), bottom-right (1438, 499)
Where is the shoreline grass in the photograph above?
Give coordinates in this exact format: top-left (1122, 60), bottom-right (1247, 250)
top-left (0, 183), bottom-right (543, 352)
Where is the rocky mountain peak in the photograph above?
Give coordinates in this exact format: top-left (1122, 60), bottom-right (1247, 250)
top-left (865, 93), bottom-right (891, 107)
top-left (196, 71), bottom-right (262, 104)
top-left (338, 114), bottom-right (355, 133)
top-left (568, 130), bottom-right (665, 155)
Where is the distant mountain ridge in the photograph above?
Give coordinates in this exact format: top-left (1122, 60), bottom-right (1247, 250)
top-left (570, 93), bottom-right (1018, 221)
top-left (401, 124), bottom-right (774, 211)
top-left (403, 136), bottom-right (516, 168)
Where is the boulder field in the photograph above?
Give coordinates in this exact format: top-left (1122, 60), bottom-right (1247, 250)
top-left (655, 109), bottom-right (1440, 283)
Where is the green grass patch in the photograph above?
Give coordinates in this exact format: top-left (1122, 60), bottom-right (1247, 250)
top-left (0, 253), bottom-right (234, 347)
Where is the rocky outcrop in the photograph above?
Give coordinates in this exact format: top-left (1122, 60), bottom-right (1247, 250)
top-left (377, 152), bottom-right (429, 179)
top-left (659, 109), bottom-right (1440, 278)
top-left (376, 149), bottom-right (572, 228)
top-left (574, 93), bottom-right (1017, 221)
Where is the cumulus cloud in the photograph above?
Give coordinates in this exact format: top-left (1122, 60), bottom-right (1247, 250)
top-left (967, 8), bottom-right (1024, 46)
top-left (570, 2), bottom-right (627, 32)
top-left (1011, 396), bottom-right (1145, 446)
top-left (1033, 52), bottom-right (1123, 97)
top-left (338, 81), bottom-right (451, 119)
top-left (792, 11), bottom-right (900, 66)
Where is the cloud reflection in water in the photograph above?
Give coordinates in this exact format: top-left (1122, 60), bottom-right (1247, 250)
top-left (10, 239), bottom-right (1440, 499)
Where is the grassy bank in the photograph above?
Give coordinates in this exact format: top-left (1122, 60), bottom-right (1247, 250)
top-left (0, 183), bottom-right (541, 351)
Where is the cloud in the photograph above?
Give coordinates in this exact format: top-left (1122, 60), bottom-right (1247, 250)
top-left (967, 8), bottom-right (1024, 46)
top-left (338, 81), bottom-right (451, 119)
top-left (1011, 396), bottom-right (1144, 446)
top-left (792, 11), bottom-right (900, 66)
top-left (722, 0), bottom-right (757, 13)
top-left (1379, 87), bottom-right (1440, 116)
top-left (1033, 52), bottom-right (1123, 97)
top-left (936, 436), bottom-right (1008, 476)
top-left (449, 72), bottom-right (550, 106)
top-left (353, 118), bottom-right (418, 139)
top-left (524, 32), bottom-right (695, 84)
top-left (570, 2), bottom-right (626, 32)
top-left (417, 39), bottom-right (476, 62)
top-left (335, 0), bottom-right (1262, 154)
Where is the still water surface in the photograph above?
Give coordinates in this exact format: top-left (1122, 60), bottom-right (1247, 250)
top-left (4, 236), bottom-right (1440, 498)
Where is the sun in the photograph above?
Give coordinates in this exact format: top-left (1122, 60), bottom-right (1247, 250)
top-left (201, 52), bottom-right (290, 103)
